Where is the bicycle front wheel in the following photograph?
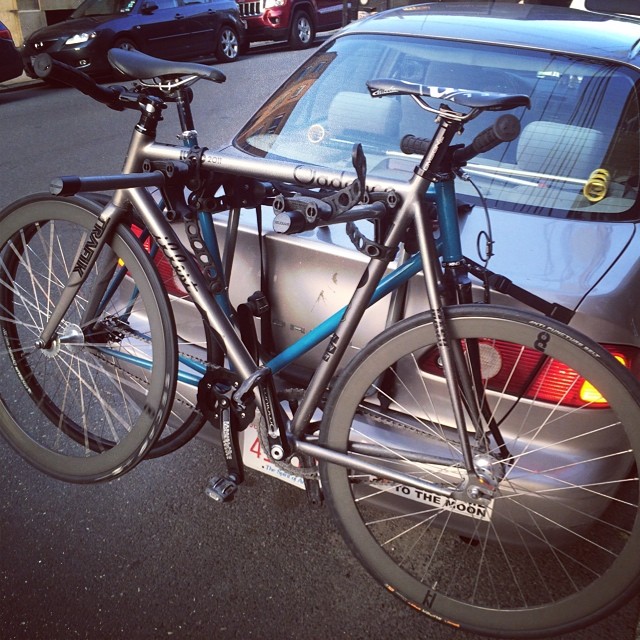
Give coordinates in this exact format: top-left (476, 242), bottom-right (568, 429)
top-left (0, 194), bottom-right (177, 482)
top-left (320, 305), bottom-right (640, 638)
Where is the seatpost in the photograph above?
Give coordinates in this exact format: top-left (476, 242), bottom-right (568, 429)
top-left (175, 88), bottom-right (198, 148)
top-left (413, 112), bottom-right (463, 182)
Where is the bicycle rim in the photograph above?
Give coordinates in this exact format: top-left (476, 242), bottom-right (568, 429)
top-left (320, 305), bottom-right (640, 637)
top-left (0, 195), bottom-right (177, 482)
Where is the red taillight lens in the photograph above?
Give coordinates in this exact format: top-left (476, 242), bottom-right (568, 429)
top-left (419, 340), bottom-right (635, 409)
top-left (130, 225), bottom-right (187, 298)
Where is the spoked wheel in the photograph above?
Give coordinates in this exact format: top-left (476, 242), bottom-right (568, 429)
top-left (0, 194), bottom-right (178, 482)
top-left (320, 305), bottom-right (640, 638)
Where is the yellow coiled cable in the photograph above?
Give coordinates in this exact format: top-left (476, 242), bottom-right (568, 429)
top-left (583, 168), bottom-right (610, 203)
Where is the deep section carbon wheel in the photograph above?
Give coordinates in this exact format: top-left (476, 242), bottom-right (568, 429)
top-left (320, 305), bottom-right (640, 638)
top-left (0, 194), bottom-right (178, 482)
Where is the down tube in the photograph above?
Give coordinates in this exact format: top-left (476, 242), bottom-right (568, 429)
top-left (125, 186), bottom-right (258, 381)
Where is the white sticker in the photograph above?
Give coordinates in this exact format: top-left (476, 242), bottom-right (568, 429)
top-left (239, 423), bottom-right (306, 489)
top-left (386, 484), bottom-right (493, 522)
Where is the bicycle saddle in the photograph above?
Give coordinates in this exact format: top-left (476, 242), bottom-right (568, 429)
top-left (367, 78), bottom-right (530, 112)
top-left (107, 48), bottom-right (226, 84)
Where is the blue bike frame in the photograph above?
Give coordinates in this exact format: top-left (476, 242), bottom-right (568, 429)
top-left (106, 181), bottom-right (453, 391)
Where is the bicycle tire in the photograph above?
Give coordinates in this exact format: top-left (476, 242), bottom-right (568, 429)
top-left (320, 304), bottom-right (640, 638)
top-left (0, 194), bottom-right (178, 482)
top-left (64, 192), bottom-right (219, 459)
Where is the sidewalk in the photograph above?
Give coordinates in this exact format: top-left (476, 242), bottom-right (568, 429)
top-left (0, 70), bottom-right (38, 90)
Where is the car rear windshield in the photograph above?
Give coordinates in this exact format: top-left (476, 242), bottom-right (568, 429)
top-left (235, 33), bottom-right (640, 221)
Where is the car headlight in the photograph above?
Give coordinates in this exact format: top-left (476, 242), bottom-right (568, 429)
top-left (264, 0), bottom-right (285, 8)
top-left (64, 32), bottom-right (96, 46)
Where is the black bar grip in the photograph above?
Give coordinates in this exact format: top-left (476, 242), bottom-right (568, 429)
top-left (50, 171), bottom-right (165, 196)
top-left (33, 53), bottom-right (126, 111)
top-left (453, 114), bottom-right (520, 165)
top-left (400, 134), bottom-right (431, 156)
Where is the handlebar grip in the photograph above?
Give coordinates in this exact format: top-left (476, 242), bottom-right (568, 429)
top-left (400, 134), bottom-right (431, 156)
top-left (33, 54), bottom-right (126, 111)
top-left (453, 114), bottom-right (520, 164)
top-left (401, 114), bottom-right (521, 164)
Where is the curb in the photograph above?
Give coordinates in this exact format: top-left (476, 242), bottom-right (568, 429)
top-left (0, 72), bottom-right (39, 90)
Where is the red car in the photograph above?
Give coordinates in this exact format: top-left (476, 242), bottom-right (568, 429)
top-left (237, 0), bottom-right (344, 49)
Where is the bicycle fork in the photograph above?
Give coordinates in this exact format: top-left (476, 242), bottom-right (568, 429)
top-left (35, 199), bottom-right (128, 350)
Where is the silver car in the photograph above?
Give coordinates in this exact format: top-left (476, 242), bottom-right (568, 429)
top-left (156, 2), bottom-right (640, 454)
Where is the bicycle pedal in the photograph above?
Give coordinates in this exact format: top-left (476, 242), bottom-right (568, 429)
top-left (205, 475), bottom-right (239, 503)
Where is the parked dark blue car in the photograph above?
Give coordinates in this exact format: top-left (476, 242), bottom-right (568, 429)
top-left (21, 0), bottom-right (246, 79)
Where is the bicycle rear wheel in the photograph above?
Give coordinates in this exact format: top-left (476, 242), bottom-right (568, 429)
top-left (320, 305), bottom-right (640, 638)
top-left (0, 194), bottom-right (178, 482)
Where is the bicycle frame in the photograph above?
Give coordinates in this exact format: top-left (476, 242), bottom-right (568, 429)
top-left (36, 97), bottom-right (486, 497)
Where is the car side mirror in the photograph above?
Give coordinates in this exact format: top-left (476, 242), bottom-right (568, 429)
top-left (141, 1), bottom-right (159, 14)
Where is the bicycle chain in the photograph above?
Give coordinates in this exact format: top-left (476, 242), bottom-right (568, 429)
top-left (95, 321), bottom-right (431, 476)
top-left (91, 318), bottom-right (202, 413)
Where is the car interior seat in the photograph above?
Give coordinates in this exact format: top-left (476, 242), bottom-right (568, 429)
top-left (517, 120), bottom-right (605, 180)
top-left (327, 91), bottom-right (401, 145)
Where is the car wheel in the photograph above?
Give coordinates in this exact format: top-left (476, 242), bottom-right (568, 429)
top-left (288, 10), bottom-right (315, 49)
top-left (216, 26), bottom-right (240, 63)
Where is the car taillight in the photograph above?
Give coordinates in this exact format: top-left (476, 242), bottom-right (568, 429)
top-left (419, 340), bottom-right (635, 409)
top-left (0, 28), bottom-right (13, 42)
top-left (130, 224), bottom-right (188, 298)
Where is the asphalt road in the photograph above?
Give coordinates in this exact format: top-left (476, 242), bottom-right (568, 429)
top-left (1, 40), bottom-right (640, 640)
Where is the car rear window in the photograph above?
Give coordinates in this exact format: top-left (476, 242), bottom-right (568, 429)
top-left (235, 33), bottom-right (640, 221)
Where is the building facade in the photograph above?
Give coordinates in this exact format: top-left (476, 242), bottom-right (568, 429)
top-left (1, 0), bottom-right (75, 45)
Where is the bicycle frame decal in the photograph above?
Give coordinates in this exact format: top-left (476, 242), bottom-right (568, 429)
top-left (389, 483), bottom-right (493, 522)
top-left (72, 217), bottom-right (107, 277)
top-left (152, 233), bottom-right (201, 295)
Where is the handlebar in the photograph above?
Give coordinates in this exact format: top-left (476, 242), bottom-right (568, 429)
top-left (400, 114), bottom-right (521, 165)
top-left (33, 54), bottom-right (131, 111)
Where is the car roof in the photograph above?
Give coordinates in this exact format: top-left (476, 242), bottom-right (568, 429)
top-left (341, 2), bottom-right (640, 69)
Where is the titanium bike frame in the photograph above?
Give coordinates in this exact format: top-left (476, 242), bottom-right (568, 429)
top-left (35, 91), bottom-right (490, 498)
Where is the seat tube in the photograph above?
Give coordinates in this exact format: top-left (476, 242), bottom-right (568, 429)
top-left (435, 179), bottom-right (463, 263)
